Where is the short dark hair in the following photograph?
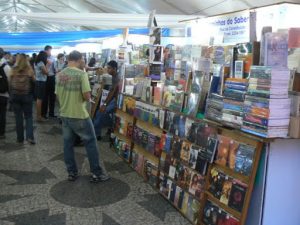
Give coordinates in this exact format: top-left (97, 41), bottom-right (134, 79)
top-left (107, 60), bottom-right (118, 70)
top-left (44, 45), bottom-right (52, 51)
top-left (0, 48), bottom-right (4, 58)
top-left (68, 50), bottom-right (82, 61)
top-left (35, 50), bottom-right (48, 65)
top-left (57, 53), bottom-right (64, 60)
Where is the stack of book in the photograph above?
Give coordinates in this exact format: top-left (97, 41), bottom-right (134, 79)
top-left (242, 66), bottom-right (291, 137)
top-left (205, 93), bottom-right (224, 123)
top-left (222, 78), bottom-right (248, 128)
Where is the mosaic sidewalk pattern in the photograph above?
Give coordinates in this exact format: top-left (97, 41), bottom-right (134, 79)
top-left (0, 111), bottom-right (190, 225)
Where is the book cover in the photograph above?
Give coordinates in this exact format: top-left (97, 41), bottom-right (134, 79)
top-left (187, 122), bottom-right (199, 143)
top-left (163, 154), bottom-right (172, 174)
top-left (215, 135), bottom-right (231, 166)
top-left (178, 115), bottom-right (186, 138)
top-left (181, 192), bottom-right (190, 215)
top-left (171, 137), bottom-right (183, 160)
top-left (203, 200), bottom-right (219, 225)
top-left (264, 32), bottom-right (288, 68)
top-left (169, 182), bottom-right (177, 203)
top-left (150, 45), bottom-right (163, 64)
top-left (177, 166), bottom-right (192, 190)
top-left (164, 111), bottom-right (175, 131)
top-left (189, 172), bottom-right (205, 200)
top-left (153, 86), bottom-right (163, 105)
top-left (180, 141), bottom-right (191, 165)
top-left (196, 125), bottom-right (217, 148)
top-left (177, 188), bottom-right (185, 210)
top-left (135, 154), bottom-right (144, 175)
top-left (186, 195), bottom-right (200, 224)
top-left (228, 140), bottom-right (240, 170)
top-left (189, 145), bottom-right (199, 169)
top-left (168, 165), bottom-right (176, 179)
top-left (174, 186), bottom-right (183, 207)
top-left (164, 134), bottom-right (173, 154)
top-left (186, 92), bottom-right (200, 117)
top-left (195, 153), bottom-right (208, 175)
top-left (159, 175), bottom-right (169, 197)
top-left (191, 70), bottom-right (204, 93)
top-left (208, 167), bottom-right (225, 199)
top-left (159, 109), bottom-right (165, 129)
top-left (154, 136), bottom-right (162, 157)
top-left (147, 133), bottom-right (156, 155)
top-left (162, 85), bottom-right (176, 108)
top-left (198, 137), bottom-right (219, 163)
top-left (228, 180), bottom-right (247, 212)
top-left (141, 130), bottom-right (149, 149)
top-left (145, 86), bottom-right (153, 103)
top-left (234, 143), bottom-right (255, 176)
top-left (170, 89), bottom-right (185, 112)
top-left (220, 178), bottom-right (233, 205)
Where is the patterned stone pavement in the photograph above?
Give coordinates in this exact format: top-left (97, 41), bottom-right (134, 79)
top-left (0, 111), bottom-right (190, 225)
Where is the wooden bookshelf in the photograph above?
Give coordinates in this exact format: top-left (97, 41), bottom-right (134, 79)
top-left (115, 93), bottom-right (265, 225)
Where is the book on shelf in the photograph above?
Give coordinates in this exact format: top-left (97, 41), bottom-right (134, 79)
top-left (228, 179), bottom-right (247, 212)
top-left (264, 32), bottom-right (288, 68)
top-left (195, 154), bottom-right (208, 175)
top-left (234, 144), bottom-right (255, 176)
top-left (191, 70), bottom-right (204, 93)
top-left (198, 137), bottom-right (219, 163)
top-left (180, 141), bottom-right (191, 164)
top-left (203, 200), bottom-right (239, 225)
top-left (177, 165), bottom-right (192, 190)
top-left (169, 89), bottom-right (185, 112)
top-left (219, 178), bottom-right (233, 206)
top-left (215, 136), bottom-right (232, 166)
top-left (162, 85), bottom-right (177, 108)
top-left (185, 195), bottom-right (201, 224)
top-left (189, 171), bottom-right (205, 200)
top-left (189, 145), bottom-right (199, 169)
top-left (208, 167), bottom-right (225, 200)
top-left (153, 86), bottom-right (163, 105)
top-left (144, 160), bottom-right (159, 187)
top-left (149, 64), bottom-right (162, 80)
top-left (186, 92), bottom-right (201, 117)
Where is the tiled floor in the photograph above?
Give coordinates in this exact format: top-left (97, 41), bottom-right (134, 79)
top-left (0, 111), bottom-right (190, 225)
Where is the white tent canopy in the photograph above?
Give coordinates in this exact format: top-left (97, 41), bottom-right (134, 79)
top-left (0, 0), bottom-right (299, 32)
top-left (0, 12), bottom-right (197, 29)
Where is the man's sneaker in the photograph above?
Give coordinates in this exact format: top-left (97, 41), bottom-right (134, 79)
top-left (90, 173), bottom-right (110, 183)
top-left (67, 173), bottom-right (78, 181)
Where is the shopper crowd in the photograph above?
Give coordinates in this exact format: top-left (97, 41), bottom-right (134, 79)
top-left (0, 46), bottom-right (118, 183)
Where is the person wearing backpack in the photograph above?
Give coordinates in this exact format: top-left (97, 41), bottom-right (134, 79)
top-left (0, 47), bottom-right (11, 139)
top-left (10, 54), bottom-right (35, 144)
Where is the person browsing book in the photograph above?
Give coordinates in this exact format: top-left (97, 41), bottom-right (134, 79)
top-left (55, 50), bottom-right (109, 183)
top-left (93, 60), bottom-right (119, 140)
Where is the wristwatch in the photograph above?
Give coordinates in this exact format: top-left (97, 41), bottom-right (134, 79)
top-left (103, 103), bottom-right (107, 106)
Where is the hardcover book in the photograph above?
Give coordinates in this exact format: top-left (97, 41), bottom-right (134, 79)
top-left (208, 168), bottom-right (225, 199)
top-left (180, 141), bottom-right (191, 165)
top-left (203, 200), bottom-right (219, 225)
top-left (189, 145), bottom-right (200, 169)
top-left (228, 180), bottom-right (247, 212)
top-left (219, 178), bottom-right (233, 205)
top-left (198, 137), bottom-right (219, 163)
top-left (215, 136), bottom-right (232, 166)
top-left (234, 144), bottom-right (255, 176)
top-left (189, 172), bottom-right (205, 200)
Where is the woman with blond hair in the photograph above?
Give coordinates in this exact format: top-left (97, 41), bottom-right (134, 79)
top-left (10, 54), bottom-right (35, 144)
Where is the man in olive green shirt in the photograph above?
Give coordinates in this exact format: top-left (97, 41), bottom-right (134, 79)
top-left (55, 50), bottom-right (109, 183)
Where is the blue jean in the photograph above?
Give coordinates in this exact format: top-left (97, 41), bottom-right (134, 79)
top-left (93, 99), bottom-right (116, 137)
top-left (61, 117), bottom-right (103, 176)
top-left (11, 94), bottom-right (34, 142)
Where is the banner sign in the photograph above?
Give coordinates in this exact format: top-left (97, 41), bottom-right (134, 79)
top-left (209, 11), bottom-right (250, 44)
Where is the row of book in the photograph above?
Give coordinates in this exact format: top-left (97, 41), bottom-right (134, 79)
top-left (113, 136), bottom-right (131, 162)
top-left (131, 150), bottom-right (160, 188)
top-left (134, 101), bottom-right (161, 127)
top-left (159, 176), bottom-right (201, 224)
top-left (132, 125), bottom-right (161, 157)
top-left (203, 200), bottom-right (239, 225)
top-left (114, 115), bottom-right (133, 138)
top-left (208, 167), bottom-right (248, 213)
top-left (160, 153), bottom-right (206, 199)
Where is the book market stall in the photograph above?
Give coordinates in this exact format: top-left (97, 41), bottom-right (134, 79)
top-left (91, 3), bottom-right (300, 225)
